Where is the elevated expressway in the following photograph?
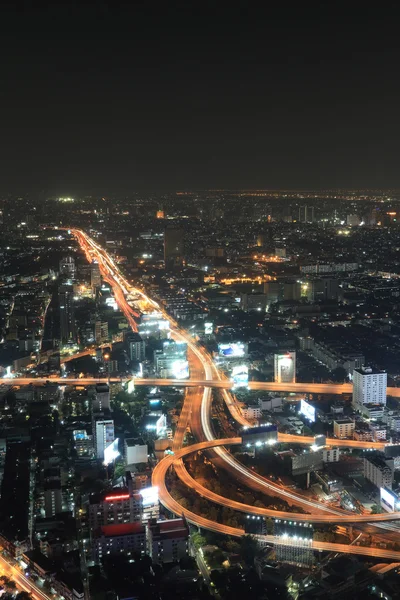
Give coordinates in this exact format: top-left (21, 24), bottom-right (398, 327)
top-left (64, 229), bottom-right (400, 559)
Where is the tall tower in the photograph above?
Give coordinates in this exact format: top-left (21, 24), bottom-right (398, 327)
top-left (91, 261), bottom-right (102, 290)
top-left (164, 227), bottom-right (184, 270)
top-left (59, 282), bottom-right (76, 344)
top-left (59, 256), bottom-right (76, 279)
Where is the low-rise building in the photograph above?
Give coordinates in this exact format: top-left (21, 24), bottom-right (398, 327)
top-left (147, 518), bottom-right (189, 564)
top-left (333, 419), bottom-right (355, 439)
top-left (322, 448), bottom-right (340, 463)
top-left (93, 523), bottom-right (146, 562)
top-left (353, 429), bottom-right (374, 442)
top-left (124, 438), bottom-right (148, 465)
top-left (242, 405), bottom-right (262, 420)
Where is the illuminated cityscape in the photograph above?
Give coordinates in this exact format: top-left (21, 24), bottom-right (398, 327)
top-left (1, 4), bottom-right (400, 600)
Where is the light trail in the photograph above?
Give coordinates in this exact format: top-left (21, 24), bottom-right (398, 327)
top-left (68, 228), bottom-right (400, 554)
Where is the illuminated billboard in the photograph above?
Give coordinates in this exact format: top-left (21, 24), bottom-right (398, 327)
top-left (127, 379), bottom-right (135, 394)
top-left (172, 359), bottom-right (189, 379)
top-left (218, 342), bottom-right (247, 358)
top-left (380, 486), bottom-right (398, 513)
top-left (204, 322), bottom-right (213, 335)
top-left (300, 399), bottom-right (315, 423)
top-left (139, 486), bottom-right (159, 507)
top-left (231, 365), bottom-right (249, 389)
top-left (104, 438), bottom-right (120, 466)
top-left (274, 351), bottom-right (296, 383)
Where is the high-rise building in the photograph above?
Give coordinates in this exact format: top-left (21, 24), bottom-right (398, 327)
top-left (88, 490), bottom-right (143, 534)
top-left (363, 454), bottom-right (394, 489)
top-left (93, 383), bottom-right (110, 412)
top-left (93, 417), bottom-right (115, 460)
top-left (164, 227), bottom-right (184, 270)
top-left (274, 351), bottom-right (296, 383)
top-left (127, 333), bottom-right (146, 362)
top-left (91, 262), bottom-right (102, 290)
top-left (264, 281), bottom-right (283, 307)
top-left (59, 256), bottom-right (76, 279)
top-left (95, 321), bottom-right (108, 344)
top-left (44, 481), bottom-right (63, 517)
top-left (59, 283), bottom-right (76, 344)
top-left (352, 367), bottom-right (387, 408)
top-left (298, 206), bottom-right (315, 223)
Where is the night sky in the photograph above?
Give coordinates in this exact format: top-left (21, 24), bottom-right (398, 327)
top-left (1, 2), bottom-right (400, 194)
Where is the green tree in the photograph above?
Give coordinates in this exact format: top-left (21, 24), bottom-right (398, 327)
top-left (239, 534), bottom-right (260, 566)
top-left (371, 504), bottom-right (383, 514)
top-left (191, 532), bottom-right (207, 551)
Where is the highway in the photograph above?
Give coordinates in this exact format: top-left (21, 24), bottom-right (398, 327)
top-left (0, 552), bottom-right (51, 600)
top-left (5, 375), bottom-right (400, 398)
top-left (153, 438), bottom-right (400, 524)
top-left (152, 438), bottom-right (400, 560)
top-left (64, 228), bottom-right (400, 560)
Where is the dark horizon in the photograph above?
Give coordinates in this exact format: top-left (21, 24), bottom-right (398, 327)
top-left (2, 2), bottom-right (400, 194)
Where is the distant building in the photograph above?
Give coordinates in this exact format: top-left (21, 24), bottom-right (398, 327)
top-left (305, 278), bottom-right (339, 302)
top-left (147, 518), bottom-right (189, 564)
top-left (90, 262), bottom-right (102, 289)
top-left (333, 419), bottom-right (355, 439)
top-left (164, 227), bottom-right (184, 270)
top-left (59, 256), bottom-right (76, 279)
top-left (59, 283), bottom-right (76, 344)
top-left (298, 205), bottom-right (315, 223)
top-left (240, 293), bottom-right (267, 312)
top-left (95, 321), bottom-right (108, 344)
top-left (363, 454), bottom-right (394, 489)
top-left (352, 367), bottom-right (387, 408)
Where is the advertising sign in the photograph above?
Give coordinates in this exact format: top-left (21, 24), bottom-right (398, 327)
top-left (172, 359), bottom-right (189, 379)
top-left (205, 322), bottom-right (213, 335)
top-left (140, 486), bottom-right (159, 507)
top-left (218, 342), bottom-right (246, 357)
top-left (231, 364), bottom-right (249, 388)
top-left (380, 486), bottom-right (398, 513)
top-left (300, 399), bottom-right (316, 423)
top-left (104, 439), bottom-right (120, 466)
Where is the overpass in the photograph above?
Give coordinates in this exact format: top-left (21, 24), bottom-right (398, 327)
top-left (5, 375), bottom-right (400, 397)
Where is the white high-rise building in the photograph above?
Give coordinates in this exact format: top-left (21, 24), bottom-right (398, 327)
top-left (352, 367), bottom-right (387, 408)
top-left (94, 418), bottom-right (114, 460)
